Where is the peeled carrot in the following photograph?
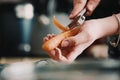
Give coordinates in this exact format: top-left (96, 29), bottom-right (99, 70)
top-left (52, 16), bottom-right (69, 32)
top-left (42, 17), bottom-right (81, 52)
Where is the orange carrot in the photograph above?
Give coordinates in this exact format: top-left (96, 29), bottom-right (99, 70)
top-left (42, 17), bottom-right (81, 52)
top-left (52, 16), bottom-right (69, 32)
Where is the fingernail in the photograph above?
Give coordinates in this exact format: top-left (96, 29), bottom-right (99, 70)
top-left (69, 14), bottom-right (73, 18)
top-left (89, 6), bottom-right (93, 11)
top-left (50, 50), bottom-right (56, 56)
top-left (61, 40), bottom-right (69, 47)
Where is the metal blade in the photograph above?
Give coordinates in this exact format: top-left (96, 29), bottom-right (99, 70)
top-left (67, 8), bottom-right (87, 29)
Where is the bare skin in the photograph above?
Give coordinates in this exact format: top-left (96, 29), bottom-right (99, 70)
top-left (69, 0), bottom-right (101, 19)
top-left (43, 14), bottom-right (120, 63)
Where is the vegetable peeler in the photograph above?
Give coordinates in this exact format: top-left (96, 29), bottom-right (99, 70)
top-left (68, 8), bottom-right (87, 29)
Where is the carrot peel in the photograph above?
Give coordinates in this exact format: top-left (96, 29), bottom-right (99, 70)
top-left (52, 16), bottom-right (69, 32)
top-left (42, 17), bottom-right (81, 52)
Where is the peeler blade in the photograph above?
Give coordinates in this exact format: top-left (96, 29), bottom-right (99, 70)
top-left (67, 8), bottom-right (87, 29)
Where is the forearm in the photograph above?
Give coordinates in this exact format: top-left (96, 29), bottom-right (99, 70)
top-left (90, 13), bottom-right (120, 39)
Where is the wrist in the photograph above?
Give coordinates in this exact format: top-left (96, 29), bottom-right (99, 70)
top-left (109, 14), bottom-right (120, 47)
top-left (112, 14), bottom-right (120, 34)
top-left (93, 15), bottom-right (119, 38)
top-left (81, 14), bottom-right (120, 40)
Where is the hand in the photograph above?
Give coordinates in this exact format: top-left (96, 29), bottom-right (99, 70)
top-left (43, 14), bottom-right (119, 63)
top-left (69, 0), bottom-right (100, 19)
top-left (43, 20), bottom-right (97, 63)
top-left (43, 34), bottom-right (75, 63)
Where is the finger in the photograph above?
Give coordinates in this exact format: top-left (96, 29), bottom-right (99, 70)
top-left (47, 33), bottom-right (56, 39)
top-left (67, 39), bottom-right (95, 62)
top-left (69, 0), bottom-right (87, 19)
top-left (61, 37), bottom-right (75, 47)
top-left (49, 48), bottom-right (65, 61)
top-left (54, 48), bottom-right (69, 63)
top-left (61, 31), bottom-right (90, 47)
top-left (86, 0), bottom-right (100, 16)
top-left (43, 34), bottom-right (56, 43)
top-left (49, 49), bottom-right (57, 60)
top-left (43, 37), bottom-right (49, 43)
top-left (61, 49), bottom-right (68, 57)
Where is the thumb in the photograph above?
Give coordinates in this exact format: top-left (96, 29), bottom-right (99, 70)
top-left (86, 0), bottom-right (100, 16)
top-left (69, 0), bottom-right (87, 19)
top-left (61, 37), bottom-right (76, 47)
top-left (61, 31), bottom-right (90, 47)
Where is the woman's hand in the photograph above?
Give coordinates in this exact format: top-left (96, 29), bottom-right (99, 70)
top-left (69, 0), bottom-right (101, 19)
top-left (43, 14), bottom-right (119, 63)
top-left (43, 20), bottom-right (97, 63)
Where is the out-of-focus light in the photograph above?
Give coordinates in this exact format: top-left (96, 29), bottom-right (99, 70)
top-left (24, 4), bottom-right (34, 19)
top-left (38, 15), bottom-right (50, 26)
top-left (15, 5), bottom-right (24, 18)
top-left (24, 44), bottom-right (31, 52)
top-left (19, 44), bottom-right (31, 52)
top-left (1, 62), bottom-right (35, 80)
top-left (15, 3), bottom-right (34, 19)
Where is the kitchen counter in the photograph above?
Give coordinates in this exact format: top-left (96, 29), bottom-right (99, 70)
top-left (0, 58), bottom-right (120, 80)
top-left (0, 57), bottom-right (44, 64)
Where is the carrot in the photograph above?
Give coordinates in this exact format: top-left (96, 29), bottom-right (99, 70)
top-left (42, 17), bottom-right (81, 52)
top-left (52, 16), bottom-right (69, 32)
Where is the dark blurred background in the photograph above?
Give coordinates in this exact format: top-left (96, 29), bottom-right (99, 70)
top-left (0, 0), bottom-right (119, 58)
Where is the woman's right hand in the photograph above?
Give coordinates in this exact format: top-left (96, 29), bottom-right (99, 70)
top-left (69, 0), bottom-right (101, 19)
